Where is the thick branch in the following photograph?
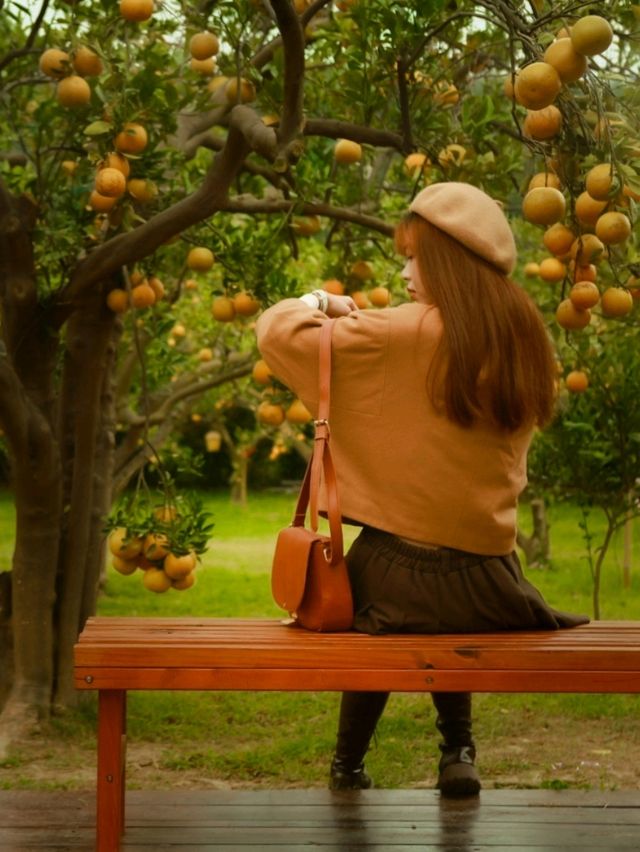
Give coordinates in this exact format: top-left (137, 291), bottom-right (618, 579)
top-left (219, 195), bottom-right (394, 237)
top-left (269, 0), bottom-right (305, 145)
top-left (251, 0), bottom-right (333, 70)
top-left (304, 119), bottom-right (404, 151)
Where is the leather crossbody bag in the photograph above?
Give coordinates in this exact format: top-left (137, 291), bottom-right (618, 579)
top-left (271, 319), bottom-right (354, 631)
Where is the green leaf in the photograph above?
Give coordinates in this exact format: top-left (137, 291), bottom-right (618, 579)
top-left (84, 120), bottom-right (113, 136)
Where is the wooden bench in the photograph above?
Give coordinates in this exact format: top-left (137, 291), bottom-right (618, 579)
top-left (74, 616), bottom-right (640, 852)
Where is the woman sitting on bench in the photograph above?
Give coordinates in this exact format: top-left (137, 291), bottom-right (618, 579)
top-left (256, 181), bottom-right (588, 798)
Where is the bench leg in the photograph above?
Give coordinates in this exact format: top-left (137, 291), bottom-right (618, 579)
top-left (97, 689), bottom-right (127, 852)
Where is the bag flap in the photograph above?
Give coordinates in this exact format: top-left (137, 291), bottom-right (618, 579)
top-left (272, 526), bottom-right (324, 614)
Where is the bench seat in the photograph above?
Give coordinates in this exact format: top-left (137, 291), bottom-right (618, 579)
top-left (73, 616), bottom-right (640, 851)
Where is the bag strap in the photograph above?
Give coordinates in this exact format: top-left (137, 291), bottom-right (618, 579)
top-left (291, 320), bottom-right (344, 566)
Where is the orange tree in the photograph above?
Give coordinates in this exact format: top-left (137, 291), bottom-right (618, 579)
top-left (0, 0), bottom-right (639, 744)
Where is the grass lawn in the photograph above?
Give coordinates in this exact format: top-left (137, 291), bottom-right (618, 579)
top-left (1, 488), bottom-right (639, 791)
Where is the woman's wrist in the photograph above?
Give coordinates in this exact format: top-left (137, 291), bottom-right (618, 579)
top-left (299, 289), bottom-right (329, 313)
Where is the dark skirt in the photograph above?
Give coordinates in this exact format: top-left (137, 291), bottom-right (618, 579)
top-left (347, 526), bottom-right (590, 635)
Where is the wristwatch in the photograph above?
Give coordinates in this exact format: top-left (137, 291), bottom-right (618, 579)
top-left (300, 289), bottom-right (329, 313)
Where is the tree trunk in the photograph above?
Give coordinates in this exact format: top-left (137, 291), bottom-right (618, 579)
top-left (53, 303), bottom-right (117, 709)
top-left (516, 497), bottom-right (550, 568)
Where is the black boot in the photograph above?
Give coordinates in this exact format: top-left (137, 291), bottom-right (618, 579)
top-left (431, 692), bottom-right (481, 797)
top-left (329, 691), bottom-right (388, 791)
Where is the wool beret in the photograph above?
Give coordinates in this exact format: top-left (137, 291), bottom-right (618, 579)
top-left (409, 182), bottom-right (517, 275)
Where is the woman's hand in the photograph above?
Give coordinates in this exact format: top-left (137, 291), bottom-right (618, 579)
top-left (326, 294), bottom-right (358, 317)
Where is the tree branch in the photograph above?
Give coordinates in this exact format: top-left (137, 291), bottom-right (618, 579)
top-left (219, 194), bottom-right (394, 237)
top-left (269, 0), bottom-right (306, 147)
top-left (0, 0), bottom-right (50, 73)
top-left (303, 119), bottom-right (404, 151)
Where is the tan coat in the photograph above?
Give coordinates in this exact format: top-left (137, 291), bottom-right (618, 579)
top-left (256, 299), bottom-right (532, 556)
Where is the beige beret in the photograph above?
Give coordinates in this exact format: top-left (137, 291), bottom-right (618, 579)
top-left (409, 182), bottom-right (517, 274)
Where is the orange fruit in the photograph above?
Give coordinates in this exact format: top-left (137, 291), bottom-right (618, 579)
top-left (39, 48), bottom-right (70, 78)
top-left (556, 299), bottom-right (591, 330)
top-left (89, 190), bottom-right (117, 212)
top-left (127, 178), bottom-right (157, 203)
top-left (538, 257), bottom-right (566, 282)
top-left (112, 555), bottom-right (138, 575)
top-left (322, 279), bottom-right (345, 295)
top-left (208, 75), bottom-right (229, 94)
top-left (106, 288), bottom-right (129, 313)
top-left (225, 77), bottom-right (256, 103)
top-left (62, 160), bottom-right (78, 176)
top-left (350, 260), bottom-right (374, 280)
top-left (543, 223), bottom-right (575, 256)
top-left (148, 276), bottom-right (165, 300)
top-left (142, 567), bottom-right (172, 593)
top-left (257, 401), bottom-right (285, 426)
top-left (164, 551), bottom-right (197, 580)
top-left (211, 296), bottom-right (236, 322)
top-left (197, 347), bottom-right (213, 362)
top-left (172, 572), bottom-right (196, 591)
top-left (56, 75), bottom-right (91, 107)
top-left (404, 152), bottom-right (429, 176)
top-left (190, 57), bottom-right (216, 75)
top-left (594, 211), bottom-right (631, 245)
top-left (437, 143), bottom-right (467, 169)
top-left (543, 38), bottom-right (588, 83)
top-left (352, 291), bottom-right (369, 308)
top-left (574, 191), bottom-right (608, 227)
top-left (130, 282), bottom-right (156, 308)
top-left (114, 122), bottom-right (148, 154)
top-left (108, 527), bottom-right (143, 559)
top-left (585, 163), bottom-right (616, 200)
top-left (570, 15), bottom-right (614, 56)
top-left (189, 31), bottom-right (220, 60)
top-left (571, 262), bottom-right (597, 283)
top-left (72, 46), bottom-right (103, 77)
top-left (570, 234), bottom-right (605, 265)
top-left (252, 360), bottom-right (273, 385)
top-left (524, 262), bottom-right (540, 278)
top-left (233, 292), bottom-right (261, 316)
top-left (368, 286), bottom-right (391, 307)
top-left (523, 105), bottom-right (563, 140)
top-left (528, 172), bottom-right (561, 191)
top-left (119, 0), bottom-right (154, 22)
top-left (514, 61), bottom-right (561, 109)
top-left (522, 187), bottom-right (566, 225)
top-left (565, 370), bottom-right (589, 393)
top-left (601, 287), bottom-right (633, 317)
top-left (187, 246), bottom-right (214, 270)
top-left (569, 280), bottom-right (600, 309)
top-left (95, 167), bottom-right (126, 198)
top-left (143, 532), bottom-right (170, 561)
top-left (102, 152), bottom-right (130, 178)
top-left (291, 216), bottom-right (321, 236)
top-left (285, 399), bottom-right (313, 424)
top-left (334, 139), bottom-right (362, 164)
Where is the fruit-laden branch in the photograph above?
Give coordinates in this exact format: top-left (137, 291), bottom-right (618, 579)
top-left (303, 119), bottom-right (405, 152)
top-left (59, 125), bottom-right (251, 318)
top-left (219, 195), bottom-right (395, 237)
top-left (0, 0), bottom-right (50, 73)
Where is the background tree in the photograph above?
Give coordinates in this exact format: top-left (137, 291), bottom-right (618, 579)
top-left (1, 0), bottom-right (639, 753)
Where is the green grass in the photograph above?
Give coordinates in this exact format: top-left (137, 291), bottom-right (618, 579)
top-left (1, 488), bottom-right (639, 790)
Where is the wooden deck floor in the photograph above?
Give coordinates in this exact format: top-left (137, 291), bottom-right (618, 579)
top-left (1, 788), bottom-right (639, 850)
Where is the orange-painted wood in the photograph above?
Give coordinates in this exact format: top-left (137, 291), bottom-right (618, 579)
top-left (74, 617), bottom-right (640, 850)
top-left (96, 690), bottom-right (126, 852)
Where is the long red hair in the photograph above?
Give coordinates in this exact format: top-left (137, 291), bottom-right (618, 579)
top-left (395, 213), bottom-right (556, 431)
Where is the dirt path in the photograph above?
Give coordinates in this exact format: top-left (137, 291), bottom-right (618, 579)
top-left (3, 718), bottom-right (639, 792)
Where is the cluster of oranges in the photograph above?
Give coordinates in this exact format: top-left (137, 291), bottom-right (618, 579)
top-left (107, 270), bottom-right (165, 314)
top-left (513, 14), bottom-right (636, 347)
top-left (108, 524), bottom-right (198, 594)
top-left (252, 360), bottom-right (313, 428)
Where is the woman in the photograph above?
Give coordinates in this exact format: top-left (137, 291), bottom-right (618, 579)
top-left (255, 182), bottom-right (588, 797)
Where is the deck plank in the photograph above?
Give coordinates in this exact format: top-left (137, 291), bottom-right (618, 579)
top-left (2, 789), bottom-right (639, 850)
